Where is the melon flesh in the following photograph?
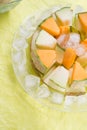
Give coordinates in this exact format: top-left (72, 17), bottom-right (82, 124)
top-left (41, 17), bottom-right (60, 37)
top-left (37, 49), bottom-right (56, 68)
top-left (77, 53), bottom-right (87, 67)
top-left (78, 13), bottom-right (87, 32)
top-left (43, 66), bottom-right (66, 93)
top-left (36, 30), bottom-right (57, 49)
top-left (56, 7), bottom-right (73, 26)
top-left (72, 62), bottom-right (87, 81)
top-left (49, 66), bottom-right (69, 88)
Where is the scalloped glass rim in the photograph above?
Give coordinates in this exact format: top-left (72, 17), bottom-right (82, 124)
top-left (11, 5), bottom-right (87, 112)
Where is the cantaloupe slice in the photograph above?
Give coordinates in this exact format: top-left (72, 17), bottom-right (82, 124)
top-left (60, 26), bottom-right (70, 34)
top-left (77, 53), bottom-right (87, 67)
top-left (66, 81), bottom-right (86, 96)
top-left (43, 66), bottom-right (66, 93)
top-left (37, 49), bottom-right (56, 68)
top-left (63, 48), bottom-right (77, 69)
top-left (72, 61), bottom-right (87, 81)
top-left (56, 45), bottom-right (64, 64)
top-left (36, 30), bottom-right (57, 49)
top-left (78, 13), bottom-right (87, 32)
top-left (41, 17), bottom-right (60, 37)
top-left (49, 66), bottom-right (69, 88)
top-left (81, 38), bottom-right (87, 44)
top-left (81, 38), bottom-right (87, 50)
top-left (56, 7), bottom-right (73, 26)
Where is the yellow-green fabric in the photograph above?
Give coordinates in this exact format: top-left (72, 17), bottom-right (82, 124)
top-left (0, 0), bottom-right (87, 129)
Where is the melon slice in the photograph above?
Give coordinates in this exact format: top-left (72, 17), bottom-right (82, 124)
top-left (41, 17), bottom-right (60, 37)
top-left (81, 38), bottom-right (87, 50)
top-left (37, 49), bottom-right (56, 68)
top-left (43, 66), bottom-right (66, 93)
top-left (31, 30), bottom-right (47, 74)
top-left (60, 25), bottom-right (70, 34)
top-left (73, 13), bottom-right (87, 40)
top-left (36, 30), bottom-right (57, 49)
top-left (63, 48), bottom-right (77, 69)
top-left (49, 66), bottom-right (69, 88)
top-left (66, 81), bottom-right (86, 96)
top-left (78, 13), bottom-right (87, 32)
top-left (56, 7), bottom-right (73, 26)
top-left (77, 53), bottom-right (87, 67)
top-left (72, 61), bottom-right (87, 81)
top-left (74, 14), bottom-right (82, 32)
top-left (56, 45), bottom-right (64, 64)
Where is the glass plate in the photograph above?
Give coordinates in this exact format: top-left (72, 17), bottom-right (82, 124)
top-left (0, 0), bottom-right (21, 13)
top-left (12, 5), bottom-right (87, 112)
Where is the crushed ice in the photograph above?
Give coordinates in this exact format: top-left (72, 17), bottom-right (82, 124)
top-left (51, 92), bottom-right (64, 104)
top-left (13, 50), bottom-right (26, 65)
top-left (13, 38), bottom-right (28, 51)
top-left (36, 84), bottom-right (50, 98)
top-left (77, 94), bottom-right (87, 104)
top-left (64, 96), bottom-right (77, 106)
top-left (24, 75), bottom-right (40, 92)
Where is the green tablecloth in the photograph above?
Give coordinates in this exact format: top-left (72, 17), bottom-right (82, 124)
top-left (0, 0), bottom-right (87, 129)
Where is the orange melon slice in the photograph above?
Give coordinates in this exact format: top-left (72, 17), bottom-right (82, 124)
top-left (37, 49), bottom-right (56, 68)
top-left (60, 26), bottom-right (70, 34)
top-left (81, 38), bottom-right (87, 50)
top-left (63, 48), bottom-right (77, 69)
top-left (78, 13), bottom-right (87, 32)
top-left (41, 17), bottom-right (60, 37)
top-left (72, 61), bottom-right (87, 81)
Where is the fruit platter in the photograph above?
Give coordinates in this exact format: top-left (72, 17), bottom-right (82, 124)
top-left (12, 5), bottom-right (87, 111)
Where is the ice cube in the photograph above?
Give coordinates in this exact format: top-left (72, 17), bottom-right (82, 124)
top-left (18, 63), bottom-right (27, 75)
top-left (64, 96), bottom-right (77, 106)
top-left (77, 95), bottom-right (87, 105)
top-left (36, 84), bottom-right (50, 98)
top-left (13, 38), bottom-right (28, 51)
top-left (13, 52), bottom-right (21, 63)
top-left (69, 33), bottom-right (80, 43)
top-left (24, 15), bottom-right (38, 28)
top-left (19, 26), bottom-right (33, 38)
top-left (13, 51), bottom-right (26, 65)
top-left (57, 34), bottom-right (67, 46)
top-left (25, 75), bottom-right (40, 92)
top-left (65, 33), bottom-right (80, 49)
top-left (76, 44), bottom-right (86, 56)
top-left (19, 14), bottom-right (39, 38)
top-left (51, 92), bottom-right (64, 104)
top-left (20, 26), bottom-right (36, 38)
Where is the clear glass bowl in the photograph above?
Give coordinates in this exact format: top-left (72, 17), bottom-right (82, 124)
top-left (12, 5), bottom-right (87, 112)
top-left (0, 0), bottom-right (21, 13)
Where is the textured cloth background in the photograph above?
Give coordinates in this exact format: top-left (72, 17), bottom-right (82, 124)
top-left (0, 0), bottom-right (87, 129)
